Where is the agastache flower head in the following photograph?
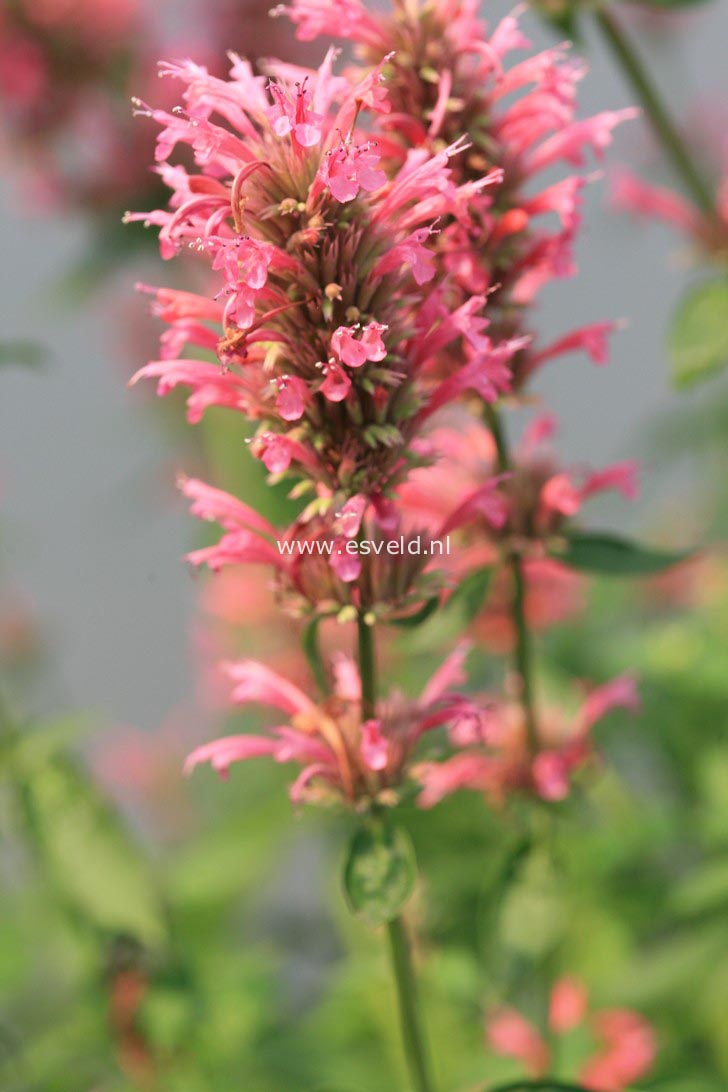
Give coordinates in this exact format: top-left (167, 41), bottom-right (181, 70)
top-left (184, 646), bottom-right (474, 808)
top-left (129, 47), bottom-right (516, 608)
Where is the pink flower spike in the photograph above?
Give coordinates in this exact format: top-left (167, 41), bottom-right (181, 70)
top-left (361, 719), bottom-right (389, 771)
top-left (184, 734), bottom-right (277, 779)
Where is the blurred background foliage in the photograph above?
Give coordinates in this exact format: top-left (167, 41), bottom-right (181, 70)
top-left (1, 0), bottom-right (727, 1089)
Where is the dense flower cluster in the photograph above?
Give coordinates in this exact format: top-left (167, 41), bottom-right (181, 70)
top-left (279, 0), bottom-right (636, 362)
top-left (129, 51), bottom-right (522, 612)
top-left (130, 1), bottom-right (641, 810)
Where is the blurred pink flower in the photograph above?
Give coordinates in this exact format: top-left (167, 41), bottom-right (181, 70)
top-left (486, 977), bottom-right (657, 1090)
top-left (416, 675), bottom-right (640, 808)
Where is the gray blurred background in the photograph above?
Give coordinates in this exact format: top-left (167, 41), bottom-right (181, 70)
top-left (0, 0), bottom-right (725, 732)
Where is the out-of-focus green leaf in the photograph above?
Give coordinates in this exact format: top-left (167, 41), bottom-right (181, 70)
top-left (670, 857), bottom-right (728, 918)
top-left (532, 0), bottom-right (582, 38)
top-left (0, 340), bottom-right (46, 369)
top-left (343, 820), bottom-right (416, 928)
top-left (670, 280), bottom-right (728, 388)
top-left (390, 596), bottom-right (440, 629)
top-left (6, 714), bottom-right (94, 771)
top-left (19, 758), bottom-right (166, 947)
top-left (447, 566), bottom-right (493, 623)
top-left (554, 531), bottom-right (691, 575)
top-left (497, 850), bottom-right (566, 958)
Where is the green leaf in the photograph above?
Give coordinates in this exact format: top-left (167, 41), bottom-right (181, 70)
top-left (554, 531), bottom-right (691, 575)
top-left (19, 757), bottom-right (166, 947)
top-left (670, 279), bottom-right (728, 388)
top-left (402, 566), bottom-right (493, 651)
top-left (390, 596), bottom-right (440, 629)
top-left (447, 566), bottom-right (493, 624)
top-left (343, 820), bottom-right (417, 928)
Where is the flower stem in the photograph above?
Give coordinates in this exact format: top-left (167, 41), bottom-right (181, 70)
top-left (355, 613), bottom-right (434, 1090)
top-left (386, 915), bottom-right (436, 1092)
top-left (357, 610), bottom-right (377, 720)
top-left (595, 7), bottom-right (717, 217)
top-left (484, 404), bottom-right (539, 755)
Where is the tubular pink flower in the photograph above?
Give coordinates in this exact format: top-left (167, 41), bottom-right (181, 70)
top-left (223, 659), bottom-right (318, 716)
top-left (611, 167), bottom-right (710, 241)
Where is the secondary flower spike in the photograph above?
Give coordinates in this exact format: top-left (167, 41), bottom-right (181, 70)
top-left (279, 0), bottom-right (636, 369)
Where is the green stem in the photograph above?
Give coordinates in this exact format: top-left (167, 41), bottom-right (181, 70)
top-left (356, 614), bottom-right (434, 1090)
top-left (386, 916), bottom-right (436, 1092)
top-left (484, 405), bottom-right (539, 755)
top-left (595, 7), bottom-right (717, 217)
top-left (357, 611), bottom-right (377, 720)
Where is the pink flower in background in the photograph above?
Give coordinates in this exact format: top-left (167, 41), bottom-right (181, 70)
top-left (486, 977), bottom-right (657, 1090)
top-left (610, 99), bottom-right (728, 255)
top-left (612, 165), bottom-right (728, 256)
top-left (416, 675), bottom-right (640, 808)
